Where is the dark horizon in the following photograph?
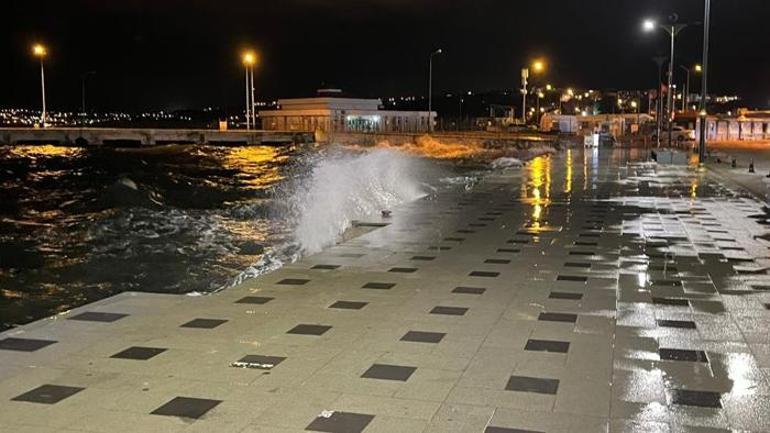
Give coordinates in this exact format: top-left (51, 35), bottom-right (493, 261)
top-left (3, 0), bottom-right (769, 111)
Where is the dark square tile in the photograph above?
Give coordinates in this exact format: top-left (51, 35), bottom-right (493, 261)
top-left (457, 229), bottom-right (476, 234)
top-left (110, 346), bottom-right (167, 360)
top-left (232, 354), bottom-right (286, 370)
top-left (569, 251), bottom-right (594, 256)
top-left (389, 267), bottom-right (417, 273)
top-left (469, 223), bottom-right (487, 227)
top-left (236, 296), bottom-right (274, 305)
top-left (0, 337), bottom-right (57, 352)
top-left (444, 237), bottom-right (465, 242)
top-left (497, 248), bottom-right (520, 253)
top-left (574, 241), bottom-right (598, 246)
top-left (579, 233), bottom-right (601, 238)
top-left (12, 384), bottom-right (85, 404)
top-left (329, 301), bottom-right (368, 310)
top-left (362, 282), bottom-right (395, 290)
top-left (337, 253), bottom-right (365, 258)
top-left (505, 375), bottom-right (559, 394)
top-left (287, 324), bottom-right (332, 336)
top-left (361, 363), bottom-right (417, 381)
top-left (427, 246), bottom-right (452, 251)
top-left (305, 411), bottom-right (375, 433)
top-left (564, 262), bottom-right (591, 268)
top-left (650, 279), bottom-right (682, 287)
top-left (652, 297), bottom-right (690, 307)
top-left (469, 271), bottom-right (500, 278)
top-left (538, 312), bottom-right (578, 323)
top-left (430, 306), bottom-right (468, 316)
top-left (485, 428), bottom-right (544, 433)
top-left (277, 278), bottom-right (310, 285)
top-left (508, 239), bottom-right (529, 244)
top-left (659, 348), bottom-right (708, 363)
top-left (312, 265), bottom-right (341, 270)
top-left (150, 396), bottom-right (222, 419)
top-left (479, 217), bottom-right (496, 221)
top-left (411, 256), bottom-right (436, 261)
top-left (549, 292), bottom-right (583, 300)
top-left (557, 275), bottom-right (587, 282)
top-left (452, 286), bottom-right (486, 295)
top-left (669, 389), bottom-right (722, 408)
top-left (400, 331), bottom-right (445, 343)
top-left (180, 318), bottom-right (228, 329)
top-left (485, 259), bottom-right (511, 264)
top-left (657, 319), bottom-right (697, 329)
top-left (68, 312), bottom-right (128, 323)
top-left (524, 339), bottom-right (570, 353)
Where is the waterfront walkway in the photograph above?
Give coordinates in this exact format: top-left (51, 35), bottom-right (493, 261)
top-left (3, 148), bottom-right (770, 432)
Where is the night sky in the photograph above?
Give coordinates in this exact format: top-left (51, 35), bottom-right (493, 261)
top-left (3, 0), bottom-right (769, 111)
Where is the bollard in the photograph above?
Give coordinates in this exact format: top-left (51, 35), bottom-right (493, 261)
top-left (732, 158), bottom-right (737, 168)
top-left (750, 160), bottom-right (755, 173)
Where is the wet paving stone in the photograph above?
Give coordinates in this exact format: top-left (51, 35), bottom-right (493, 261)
top-left (564, 262), bottom-right (591, 268)
top-left (389, 267), bottom-right (417, 273)
top-left (231, 354), bottom-right (286, 370)
top-left (548, 292), bottom-right (583, 300)
top-left (0, 337), bottom-right (57, 352)
top-left (430, 306), bottom-right (468, 316)
top-left (287, 324), bottom-right (332, 336)
top-left (312, 265), bottom-right (341, 270)
top-left (485, 428), bottom-right (544, 433)
top-left (484, 259), bottom-right (511, 264)
top-left (452, 286), bottom-right (486, 295)
top-left (469, 271), bottom-right (500, 277)
top-left (411, 256), bottom-right (436, 261)
top-left (180, 318), bottom-right (228, 329)
top-left (12, 384), bottom-right (85, 404)
top-left (652, 297), bottom-right (690, 307)
top-left (538, 312), bottom-right (578, 323)
top-left (524, 339), bottom-right (570, 353)
top-left (400, 331), bottom-right (445, 343)
top-left (150, 396), bottom-right (222, 419)
top-left (657, 319), bottom-right (697, 329)
top-left (361, 363), bottom-right (417, 381)
top-left (505, 375), bottom-right (560, 394)
top-left (329, 301), bottom-right (368, 310)
top-left (235, 296), bottom-right (274, 304)
top-left (658, 348), bottom-right (708, 363)
top-left (110, 346), bottom-right (167, 360)
top-left (497, 248), bottom-right (520, 253)
top-left (277, 278), bottom-right (311, 285)
top-left (68, 312), bottom-right (128, 322)
top-left (557, 275), bottom-right (588, 282)
top-left (362, 282), bottom-right (395, 290)
top-left (305, 411), bottom-right (375, 433)
top-left (669, 389), bottom-right (722, 408)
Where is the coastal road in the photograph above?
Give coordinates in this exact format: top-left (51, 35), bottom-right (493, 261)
top-left (2, 147), bottom-right (770, 432)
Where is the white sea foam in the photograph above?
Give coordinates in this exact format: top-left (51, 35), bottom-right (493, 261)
top-left (292, 149), bottom-right (426, 254)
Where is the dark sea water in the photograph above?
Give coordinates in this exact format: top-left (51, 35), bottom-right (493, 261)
top-left (0, 144), bottom-right (307, 330)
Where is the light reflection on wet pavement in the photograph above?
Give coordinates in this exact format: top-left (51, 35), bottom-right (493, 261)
top-left (3, 147), bottom-right (770, 432)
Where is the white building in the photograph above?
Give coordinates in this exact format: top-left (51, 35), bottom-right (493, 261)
top-left (259, 94), bottom-right (435, 133)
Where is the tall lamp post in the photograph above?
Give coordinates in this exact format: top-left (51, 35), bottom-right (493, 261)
top-left (678, 65), bottom-right (691, 112)
top-left (652, 56), bottom-right (667, 147)
top-left (428, 48), bottom-right (442, 132)
top-left (242, 51), bottom-right (256, 130)
top-left (32, 44), bottom-right (48, 128)
top-left (644, 16), bottom-right (687, 147)
top-left (530, 60), bottom-right (546, 124)
top-left (698, 0), bottom-right (711, 165)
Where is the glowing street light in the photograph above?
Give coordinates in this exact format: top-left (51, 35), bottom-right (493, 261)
top-left (695, 64), bottom-right (702, 73)
top-left (642, 14), bottom-right (688, 147)
top-left (532, 60), bottom-right (545, 73)
top-left (242, 50), bottom-right (258, 130)
top-left (428, 48), bottom-right (443, 132)
top-left (32, 43), bottom-right (48, 127)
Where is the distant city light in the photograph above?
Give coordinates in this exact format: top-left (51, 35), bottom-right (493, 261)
top-left (643, 19), bottom-right (656, 32)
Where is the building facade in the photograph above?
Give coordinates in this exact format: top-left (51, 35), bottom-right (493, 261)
top-left (259, 96), bottom-right (435, 133)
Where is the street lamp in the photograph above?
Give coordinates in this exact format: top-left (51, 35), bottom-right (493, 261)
top-left (242, 50), bottom-right (257, 130)
top-left (428, 48), bottom-right (442, 132)
top-left (644, 15), bottom-right (687, 147)
top-left (530, 60), bottom-right (546, 123)
top-left (32, 44), bottom-right (47, 127)
top-left (698, 0), bottom-right (711, 165)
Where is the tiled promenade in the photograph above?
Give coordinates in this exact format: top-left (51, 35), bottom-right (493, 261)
top-left (3, 148), bottom-right (770, 432)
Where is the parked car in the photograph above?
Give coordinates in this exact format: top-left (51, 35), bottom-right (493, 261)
top-left (651, 126), bottom-right (695, 143)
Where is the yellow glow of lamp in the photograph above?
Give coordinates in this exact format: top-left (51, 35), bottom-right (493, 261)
top-left (532, 60), bottom-right (545, 73)
top-left (32, 44), bottom-right (47, 57)
top-left (242, 51), bottom-right (257, 66)
top-left (695, 64), bottom-right (703, 73)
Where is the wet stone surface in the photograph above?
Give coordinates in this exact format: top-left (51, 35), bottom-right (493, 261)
top-left (4, 149), bottom-right (770, 432)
